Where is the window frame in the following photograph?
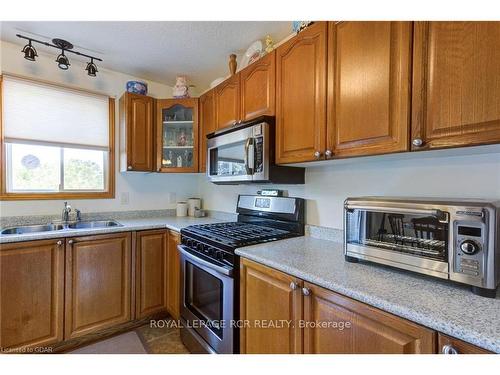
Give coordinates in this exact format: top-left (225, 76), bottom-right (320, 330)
top-left (0, 75), bottom-right (116, 200)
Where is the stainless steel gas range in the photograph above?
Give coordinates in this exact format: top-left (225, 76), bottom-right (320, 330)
top-left (178, 194), bottom-right (305, 353)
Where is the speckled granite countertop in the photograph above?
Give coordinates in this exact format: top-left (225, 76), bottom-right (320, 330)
top-left (235, 237), bottom-right (500, 353)
top-left (0, 216), bottom-right (223, 244)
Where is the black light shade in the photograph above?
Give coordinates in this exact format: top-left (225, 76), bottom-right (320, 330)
top-left (21, 41), bottom-right (37, 61)
top-left (55, 51), bottom-right (70, 70)
top-left (85, 59), bottom-right (98, 77)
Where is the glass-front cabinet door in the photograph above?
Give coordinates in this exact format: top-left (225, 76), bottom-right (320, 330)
top-left (156, 98), bottom-right (199, 172)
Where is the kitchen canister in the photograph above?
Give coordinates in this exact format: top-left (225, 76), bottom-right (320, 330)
top-left (176, 202), bottom-right (188, 217)
top-left (187, 198), bottom-right (202, 217)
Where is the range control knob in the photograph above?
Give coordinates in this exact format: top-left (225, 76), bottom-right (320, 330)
top-left (460, 240), bottom-right (479, 255)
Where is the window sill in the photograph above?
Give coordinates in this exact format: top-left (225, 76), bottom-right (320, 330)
top-left (0, 191), bottom-right (115, 201)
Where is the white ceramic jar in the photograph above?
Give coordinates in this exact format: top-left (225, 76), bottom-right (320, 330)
top-left (187, 198), bottom-right (201, 217)
top-left (176, 202), bottom-right (188, 217)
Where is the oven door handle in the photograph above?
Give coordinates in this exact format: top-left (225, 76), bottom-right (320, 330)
top-left (345, 204), bottom-right (449, 223)
top-left (178, 245), bottom-right (233, 277)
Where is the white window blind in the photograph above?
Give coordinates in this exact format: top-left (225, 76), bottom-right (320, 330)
top-left (3, 76), bottom-right (110, 150)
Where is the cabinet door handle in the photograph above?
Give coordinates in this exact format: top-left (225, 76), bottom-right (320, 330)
top-left (302, 287), bottom-right (311, 296)
top-left (412, 138), bottom-right (424, 147)
top-left (127, 165), bottom-right (133, 170)
top-left (325, 149), bottom-right (333, 159)
top-left (290, 282), bottom-right (298, 290)
top-left (56, 240), bottom-right (63, 246)
top-left (313, 151), bottom-right (322, 159)
top-left (68, 239), bottom-right (74, 245)
top-left (441, 344), bottom-right (458, 354)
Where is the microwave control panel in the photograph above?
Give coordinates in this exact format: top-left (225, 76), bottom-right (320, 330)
top-left (254, 136), bottom-right (263, 173)
top-left (453, 220), bottom-right (486, 278)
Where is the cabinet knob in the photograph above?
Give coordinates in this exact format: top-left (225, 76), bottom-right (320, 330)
top-left (290, 281), bottom-right (298, 290)
top-left (325, 149), bottom-right (333, 158)
top-left (313, 151), bottom-right (322, 159)
top-left (56, 240), bottom-right (63, 246)
top-left (412, 138), bottom-right (424, 147)
top-left (302, 287), bottom-right (311, 296)
top-left (68, 239), bottom-right (74, 245)
top-left (127, 165), bottom-right (132, 170)
top-left (441, 344), bottom-right (458, 354)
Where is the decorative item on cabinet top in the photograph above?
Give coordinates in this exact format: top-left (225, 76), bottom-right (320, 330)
top-left (240, 40), bottom-right (263, 69)
top-left (292, 21), bottom-right (313, 34)
top-left (126, 81), bottom-right (148, 95)
top-left (229, 54), bottom-right (238, 75)
top-left (172, 76), bottom-right (191, 98)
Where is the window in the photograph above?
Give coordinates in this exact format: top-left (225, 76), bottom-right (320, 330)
top-left (1, 75), bottom-right (115, 199)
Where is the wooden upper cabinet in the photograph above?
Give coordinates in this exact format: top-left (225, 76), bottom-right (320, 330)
top-left (240, 51), bottom-right (276, 120)
top-left (276, 22), bottom-right (327, 164)
top-left (412, 22), bottom-right (500, 150)
top-left (135, 229), bottom-right (168, 319)
top-left (240, 258), bottom-right (303, 354)
top-left (119, 92), bottom-right (155, 172)
top-left (199, 90), bottom-right (216, 174)
top-left (215, 74), bottom-right (240, 129)
top-left (156, 98), bottom-right (199, 173)
top-left (0, 239), bottom-right (65, 350)
top-left (302, 282), bottom-right (435, 354)
top-left (166, 230), bottom-right (181, 320)
top-left (328, 22), bottom-right (411, 158)
top-left (438, 333), bottom-right (491, 354)
top-left (64, 233), bottom-right (132, 340)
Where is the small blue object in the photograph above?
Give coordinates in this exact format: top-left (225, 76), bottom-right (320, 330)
top-left (126, 81), bottom-right (148, 95)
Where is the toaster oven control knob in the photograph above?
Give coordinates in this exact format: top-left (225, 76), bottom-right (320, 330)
top-left (460, 240), bottom-right (479, 255)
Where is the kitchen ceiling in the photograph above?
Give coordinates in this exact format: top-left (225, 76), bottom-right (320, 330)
top-left (0, 21), bottom-right (292, 91)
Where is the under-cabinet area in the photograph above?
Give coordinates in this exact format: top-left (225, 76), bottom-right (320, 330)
top-left (1, 17), bottom-right (500, 363)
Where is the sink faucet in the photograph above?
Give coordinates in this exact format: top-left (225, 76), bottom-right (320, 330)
top-left (62, 202), bottom-right (72, 223)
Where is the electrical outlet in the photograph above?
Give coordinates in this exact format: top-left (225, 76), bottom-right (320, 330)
top-left (120, 192), bottom-right (130, 205)
top-left (168, 192), bottom-right (176, 204)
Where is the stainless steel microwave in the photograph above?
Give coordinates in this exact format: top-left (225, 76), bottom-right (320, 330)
top-left (206, 116), bottom-right (304, 184)
top-left (344, 197), bottom-right (500, 298)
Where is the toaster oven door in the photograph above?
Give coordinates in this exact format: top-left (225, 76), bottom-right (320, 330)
top-left (344, 205), bottom-right (450, 278)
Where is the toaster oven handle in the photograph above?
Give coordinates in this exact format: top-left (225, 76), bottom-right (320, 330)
top-left (345, 204), bottom-right (449, 223)
top-left (244, 137), bottom-right (255, 175)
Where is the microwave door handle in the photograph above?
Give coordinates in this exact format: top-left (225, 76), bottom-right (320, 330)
top-left (244, 137), bottom-right (254, 175)
top-left (345, 204), bottom-right (449, 223)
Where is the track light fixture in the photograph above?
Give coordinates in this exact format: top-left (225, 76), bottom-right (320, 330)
top-left (16, 34), bottom-right (102, 77)
top-left (21, 40), bottom-right (38, 61)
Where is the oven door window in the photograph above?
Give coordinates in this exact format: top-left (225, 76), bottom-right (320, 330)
top-left (209, 140), bottom-right (249, 177)
top-left (185, 261), bottom-right (224, 339)
top-left (346, 209), bottom-right (449, 261)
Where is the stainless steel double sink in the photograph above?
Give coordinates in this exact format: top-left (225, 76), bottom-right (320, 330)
top-left (0, 220), bottom-right (123, 235)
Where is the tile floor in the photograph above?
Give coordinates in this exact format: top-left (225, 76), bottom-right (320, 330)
top-left (69, 320), bottom-right (190, 354)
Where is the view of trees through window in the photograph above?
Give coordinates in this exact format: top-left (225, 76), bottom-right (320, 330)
top-left (9, 143), bottom-right (105, 192)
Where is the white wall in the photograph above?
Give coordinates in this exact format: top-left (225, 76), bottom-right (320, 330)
top-left (198, 146), bottom-right (500, 229)
top-left (0, 40), bottom-right (200, 217)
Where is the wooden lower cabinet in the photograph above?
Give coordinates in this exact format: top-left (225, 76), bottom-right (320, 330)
top-left (0, 239), bottom-right (65, 351)
top-left (240, 259), bottom-right (303, 354)
top-left (438, 333), bottom-right (491, 354)
top-left (135, 229), bottom-right (168, 319)
top-left (240, 259), bottom-right (437, 354)
top-left (64, 232), bottom-right (132, 340)
top-left (303, 282), bottom-right (435, 353)
top-left (166, 230), bottom-right (181, 320)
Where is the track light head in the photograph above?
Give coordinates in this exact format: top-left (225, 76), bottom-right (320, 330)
top-left (85, 59), bottom-right (98, 77)
top-left (21, 41), bottom-right (37, 61)
top-left (55, 51), bottom-right (70, 70)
